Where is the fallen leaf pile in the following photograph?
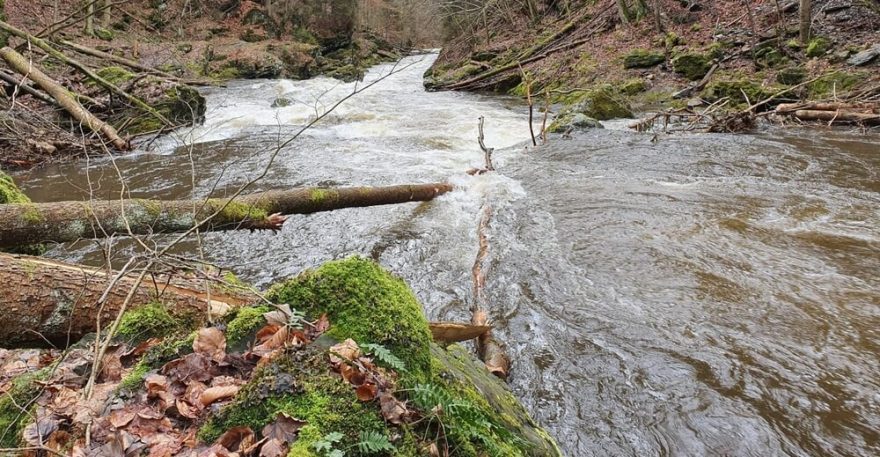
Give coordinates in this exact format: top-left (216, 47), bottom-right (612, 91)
top-left (0, 306), bottom-right (344, 456)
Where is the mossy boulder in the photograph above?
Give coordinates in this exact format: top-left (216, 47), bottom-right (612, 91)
top-left (671, 52), bottom-right (711, 80)
top-left (619, 78), bottom-right (648, 95)
top-left (121, 78), bottom-right (207, 135)
top-left (776, 66), bottom-right (806, 85)
top-left (754, 47), bottom-right (788, 69)
top-left (623, 49), bottom-right (665, 68)
top-left (565, 87), bottom-right (634, 120)
top-left (94, 27), bottom-right (114, 41)
top-left (266, 258), bottom-right (434, 380)
top-left (198, 257), bottom-right (561, 456)
top-left (224, 49), bottom-right (284, 79)
top-left (701, 77), bottom-right (772, 106)
top-left (806, 37), bottom-right (831, 58)
top-left (546, 113), bottom-right (604, 133)
top-left (93, 66), bottom-right (135, 86)
top-left (807, 71), bottom-right (866, 98)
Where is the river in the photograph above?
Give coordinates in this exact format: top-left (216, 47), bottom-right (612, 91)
top-left (15, 55), bottom-right (880, 456)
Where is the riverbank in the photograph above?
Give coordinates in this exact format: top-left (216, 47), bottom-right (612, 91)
top-left (425, 0), bottom-right (880, 132)
top-left (0, 0), bottom-right (405, 170)
top-left (0, 256), bottom-right (562, 456)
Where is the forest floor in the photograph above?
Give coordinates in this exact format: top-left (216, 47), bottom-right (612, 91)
top-left (426, 0), bottom-right (880, 132)
top-left (0, 0), bottom-right (401, 170)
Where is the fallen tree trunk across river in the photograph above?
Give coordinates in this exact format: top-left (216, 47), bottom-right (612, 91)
top-left (0, 183), bottom-right (453, 248)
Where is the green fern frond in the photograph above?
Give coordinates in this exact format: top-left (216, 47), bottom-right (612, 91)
top-left (361, 343), bottom-right (407, 372)
top-left (356, 430), bottom-right (395, 454)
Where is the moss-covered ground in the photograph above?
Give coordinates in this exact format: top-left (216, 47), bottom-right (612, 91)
top-left (199, 257), bottom-right (561, 456)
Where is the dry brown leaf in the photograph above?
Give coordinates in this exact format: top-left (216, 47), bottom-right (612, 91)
top-left (216, 426), bottom-right (255, 452)
top-left (261, 412), bottom-right (306, 443)
top-left (101, 347), bottom-right (124, 382)
top-left (339, 363), bottom-right (366, 386)
top-left (144, 432), bottom-right (184, 457)
top-left (211, 376), bottom-right (238, 387)
top-left (255, 324), bottom-right (280, 344)
top-left (263, 304), bottom-right (296, 326)
top-left (379, 393), bottom-right (409, 425)
top-left (329, 338), bottom-right (360, 364)
top-left (122, 338), bottom-right (161, 363)
top-left (356, 383), bottom-right (378, 402)
top-left (176, 398), bottom-right (201, 420)
top-left (200, 385), bottom-right (240, 406)
top-left (22, 413), bottom-right (59, 446)
top-left (145, 374), bottom-right (169, 394)
top-left (109, 408), bottom-right (137, 428)
top-left (313, 313), bottom-right (330, 335)
top-left (259, 438), bottom-right (287, 457)
top-left (49, 386), bottom-right (80, 418)
top-left (162, 353), bottom-right (213, 384)
top-left (193, 327), bottom-right (227, 363)
top-left (198, 443), bottom-right (236, 457)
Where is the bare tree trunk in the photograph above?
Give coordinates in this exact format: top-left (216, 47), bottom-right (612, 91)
top-left (800, 0), bottom-right (811, 44)
top-left (0, 46), bottom-right (128, 149)
top-left (0, 183), bottom-right (453, 248)
top-left (85, 0), bottom-right (95, 36)
top-left (101, 0), bottom-right (112, 28)
top-left (651, 0), bottom-right (664, 32)
top-left (617, 0), bottom-right (631, 25)
top-left (0, 253), bottom-right (252, 347)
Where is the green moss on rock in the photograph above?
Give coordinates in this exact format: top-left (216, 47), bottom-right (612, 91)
top-left (671, 52), bottom-right (711, 80)
top-left (777, 66), bottom-right (806, 85)
top-left (94, 66), bottom-right (135, 86)
top-left (623, 49), bottom-right (665, 68)
top-left (0, 172), bottom-right (47, 255)
top-left (564, 86), bottom-right (634, 121)
top-left (199, 345), bottom-right (391, 454)
top-left (225, 305), bottom-right (271, 349)
top-left (807, 71), bottom-right (865, 98)
top-left (94, 27), bottom-right (114, 41)
top-left (267, 258), bottom-right (433, 381)
top-left (619, 78), bottom-right (648, 95)
top-left (0, 171), bottom-right (29, 204)
top-left (701, 77), bottom-right (773, 106)
top-left (116, 302), bottom-right (182, 343)
top-left (198, 258), bottom-right (560, 456)
top-left (0, 368), bottom-right (49, 447)
top-left (806, 37), bottom-right (831, 58)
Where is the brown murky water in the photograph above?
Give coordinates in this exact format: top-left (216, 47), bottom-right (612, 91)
top-left (14, 56), bottom-right (880, 456)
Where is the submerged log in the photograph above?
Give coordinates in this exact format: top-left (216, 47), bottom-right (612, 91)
top-left (0, 253), bottom-right (252, 347)
top-left (0, 183), bottom-right (453, 248)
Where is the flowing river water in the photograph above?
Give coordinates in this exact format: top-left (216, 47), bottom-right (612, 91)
top-left (14, 55), bottom-right (880, 456)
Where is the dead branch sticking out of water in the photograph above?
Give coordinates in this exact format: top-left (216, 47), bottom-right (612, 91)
top-left (469, 117), bottom-right (510, 379)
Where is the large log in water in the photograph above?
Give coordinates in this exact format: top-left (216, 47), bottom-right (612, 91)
top-left (0, 183), bottom-right (452, 248)
top-left (0, 253), bottom-right (254, 347)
